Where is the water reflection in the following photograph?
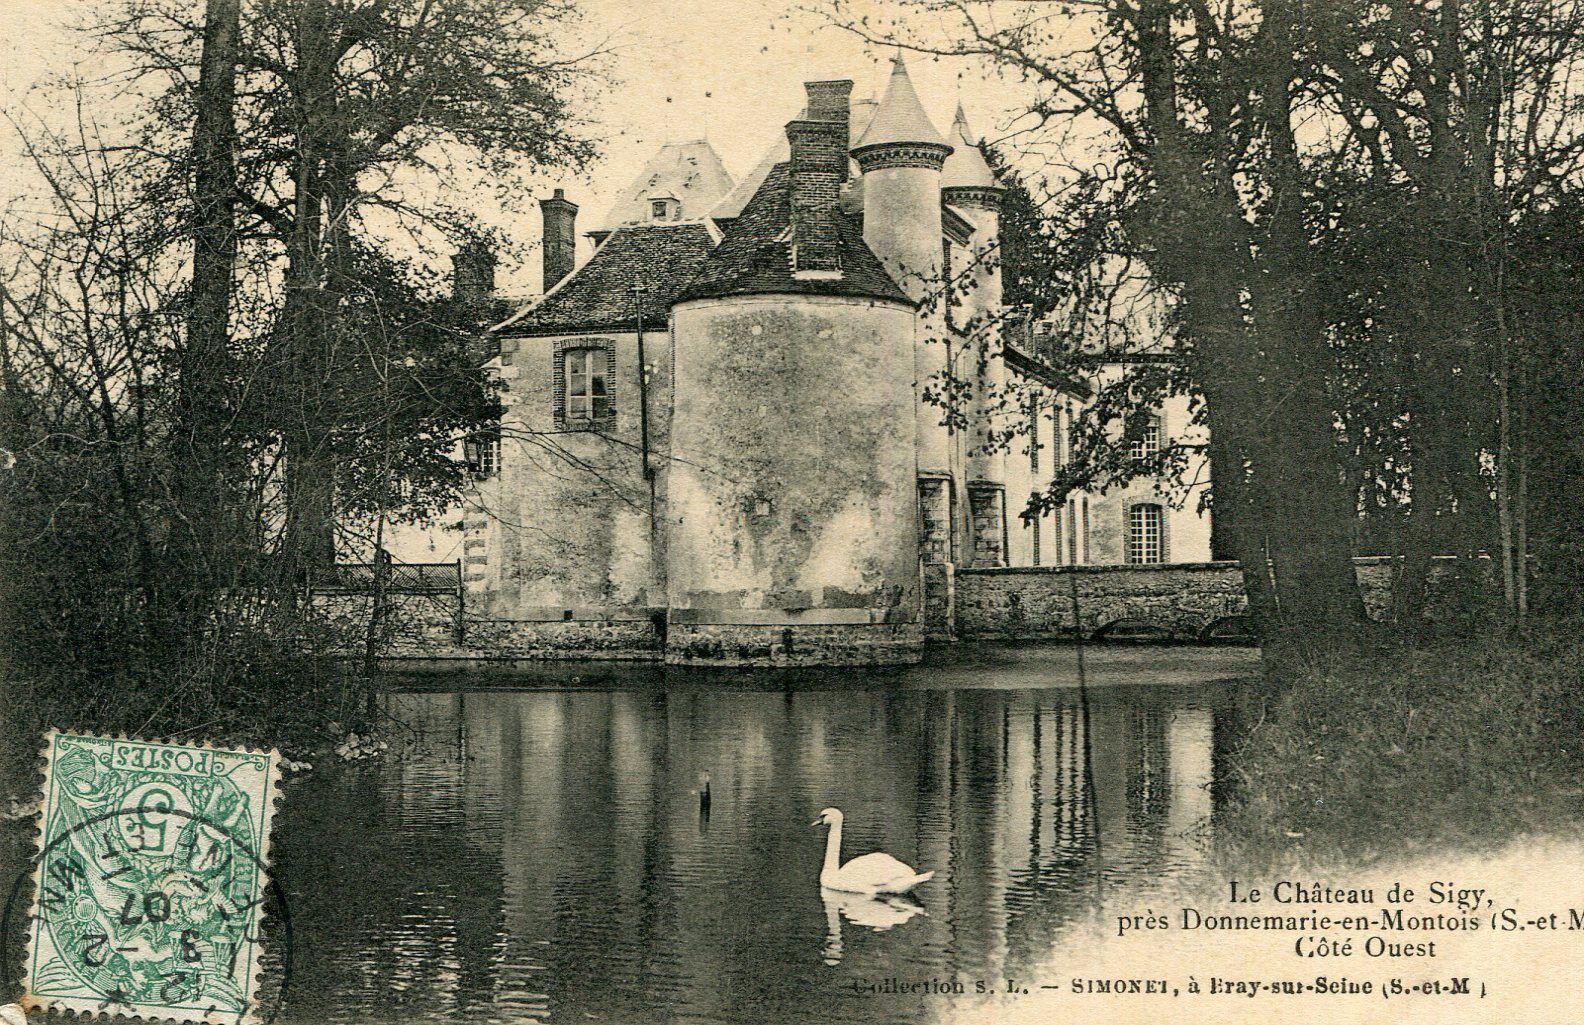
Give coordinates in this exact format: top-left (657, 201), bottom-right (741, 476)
top-left (821, 888), bottom-right (927, 965)
top-left (275, 676), bottom-right (1225, 1025)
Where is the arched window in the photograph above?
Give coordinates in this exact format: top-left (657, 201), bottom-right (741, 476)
top-left (1127, 503), bottom-right (1165, 565)
top-left (1130, 413), bottom-right (1162, 460)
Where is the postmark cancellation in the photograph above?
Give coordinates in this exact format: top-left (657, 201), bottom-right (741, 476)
top-left (12, 732), bottom-right (283, 1024)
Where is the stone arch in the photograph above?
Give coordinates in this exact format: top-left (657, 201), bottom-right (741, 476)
top-left (1198, 615), bottom-right (1257, 645)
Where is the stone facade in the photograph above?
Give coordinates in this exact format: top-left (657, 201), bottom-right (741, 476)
top-left (428, 58), bottom-right (1224, 667)
top-left (1080, 383), bottom-right (1213, 567)
top-left (467, 328), bottom-right (664, 619)
top-left (1000, 373), bottom-right (1215, 571)
top-left (665, 296), bottom-right (920, 622)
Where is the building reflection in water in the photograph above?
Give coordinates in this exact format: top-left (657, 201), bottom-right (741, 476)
top-left (275, 682), bottom-right (1220, 1025)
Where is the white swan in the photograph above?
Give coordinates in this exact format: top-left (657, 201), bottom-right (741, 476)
top-left (812, 807), bottom-right (934, 895)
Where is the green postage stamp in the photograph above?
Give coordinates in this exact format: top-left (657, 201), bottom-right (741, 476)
top-left (17, 732), bottom-right (283, 1023)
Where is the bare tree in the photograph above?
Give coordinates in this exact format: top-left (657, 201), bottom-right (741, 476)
top-left (176, 0), bottom-right (242, 591)
top-left (823, 0), bottom-right (1584, 642)
top-left (101, 0), bottom-right (607, 574)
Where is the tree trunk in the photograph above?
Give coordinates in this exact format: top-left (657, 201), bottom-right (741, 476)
top-left (1133, 0), bottom-right (1364, 643)
top-left (280, 0), bottom-right (338, 578)
top-left (177, 0), bottom-right (240, 584)
top-left (1204, 420), bottom-right (1277, 636)
top-left (1242, 2), bottom-right (1367, 639)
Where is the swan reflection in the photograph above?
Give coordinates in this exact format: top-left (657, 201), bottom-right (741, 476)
top-left (820, 886), bottom-right (926, 965)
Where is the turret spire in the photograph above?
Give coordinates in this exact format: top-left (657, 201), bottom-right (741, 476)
top-left (852, 53), bottom-right (951, 155)
top-left (941, 103), bottom-right (999, 190)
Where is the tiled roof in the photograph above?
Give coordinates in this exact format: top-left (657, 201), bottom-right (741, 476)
top-left (590, 140), bottom-right (735, 233)
top-left (712, 96), bottom-right (877, 222)
top-left (675, 162), bottom-right (912, 306)
top-left (711, 132), bottom-right (789, 222)
top-left (496, 223), bottom-right (716, 337)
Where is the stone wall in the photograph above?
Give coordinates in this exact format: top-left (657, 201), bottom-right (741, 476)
top-left (956, 557), bottom-right (1491, 641)
top-left (920, 562), bottom-right (954, 642)
top-left (311, 592), bottom-right (662, 662)
top-left (665, 622), bottom-right (923, 667)
top-left (317, 558), bottom-right (1491, 662)
top-left (313, 593), bottom-right (920, 665)
top-left (956, 562), bottom-right (1245, 641)
top-left (918, 478), bottom-right (952, 564)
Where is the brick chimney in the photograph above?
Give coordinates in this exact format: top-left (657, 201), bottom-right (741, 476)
top-left (452, 240), bottom-right (496, 302)
top-left (787, 80), bottom-right (852, 276)
top-left (538, 188), bottom-right (578, 291)
top-left (805, 81), bottom-right (853, 140)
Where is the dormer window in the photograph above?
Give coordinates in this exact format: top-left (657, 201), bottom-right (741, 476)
top-left (649, 197), bottom-right (680, 222)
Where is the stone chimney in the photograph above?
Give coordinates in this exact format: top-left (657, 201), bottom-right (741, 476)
top-left (538, 188), bottom-right (578, 291)
top-left (787, 80), bottom-right (853, 276)
top-left (452, 240), bottom-right (496, 302)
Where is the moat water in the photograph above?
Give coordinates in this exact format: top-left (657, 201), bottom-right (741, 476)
top-left (263, 646), bottom-right (1253, 1025)
top-left (0, 646), bottom-right (1254, 1023)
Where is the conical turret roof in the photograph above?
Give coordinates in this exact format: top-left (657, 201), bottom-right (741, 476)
top-left (941, 104), bottom-right (1000, 189)
top-left (853, 54), bottom-right (950, 153)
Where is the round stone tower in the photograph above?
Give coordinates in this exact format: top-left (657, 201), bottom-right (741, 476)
top-left (852, 55), bottom-right (955, 482)
top-left (942, 104), bottom-right (1010, 567)
top-left (664, 79), bottom-right (924, 666)
top-left (851, 56), bottom-right (965, 593)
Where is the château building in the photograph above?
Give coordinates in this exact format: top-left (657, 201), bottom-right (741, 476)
top-left (449, 56), bottom-right (1211, 665)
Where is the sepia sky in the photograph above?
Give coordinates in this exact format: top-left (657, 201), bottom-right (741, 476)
top-left (0, 0), bottom-right (1031, 292)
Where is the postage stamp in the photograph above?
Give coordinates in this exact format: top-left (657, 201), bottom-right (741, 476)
top-left (14, 732), bottom-right (283, 1024)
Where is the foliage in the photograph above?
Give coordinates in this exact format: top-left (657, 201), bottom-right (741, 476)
top-left (1214, 625), bottom-right (1584, 870)
top-left (265, 243), bottom-right (504, 528)
top-left (0, 0), bottom-right (602, 760)
top-left (93, 0), bottom-right (604, 563)
top-left (825, 0), bottom-right (1584, 640)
